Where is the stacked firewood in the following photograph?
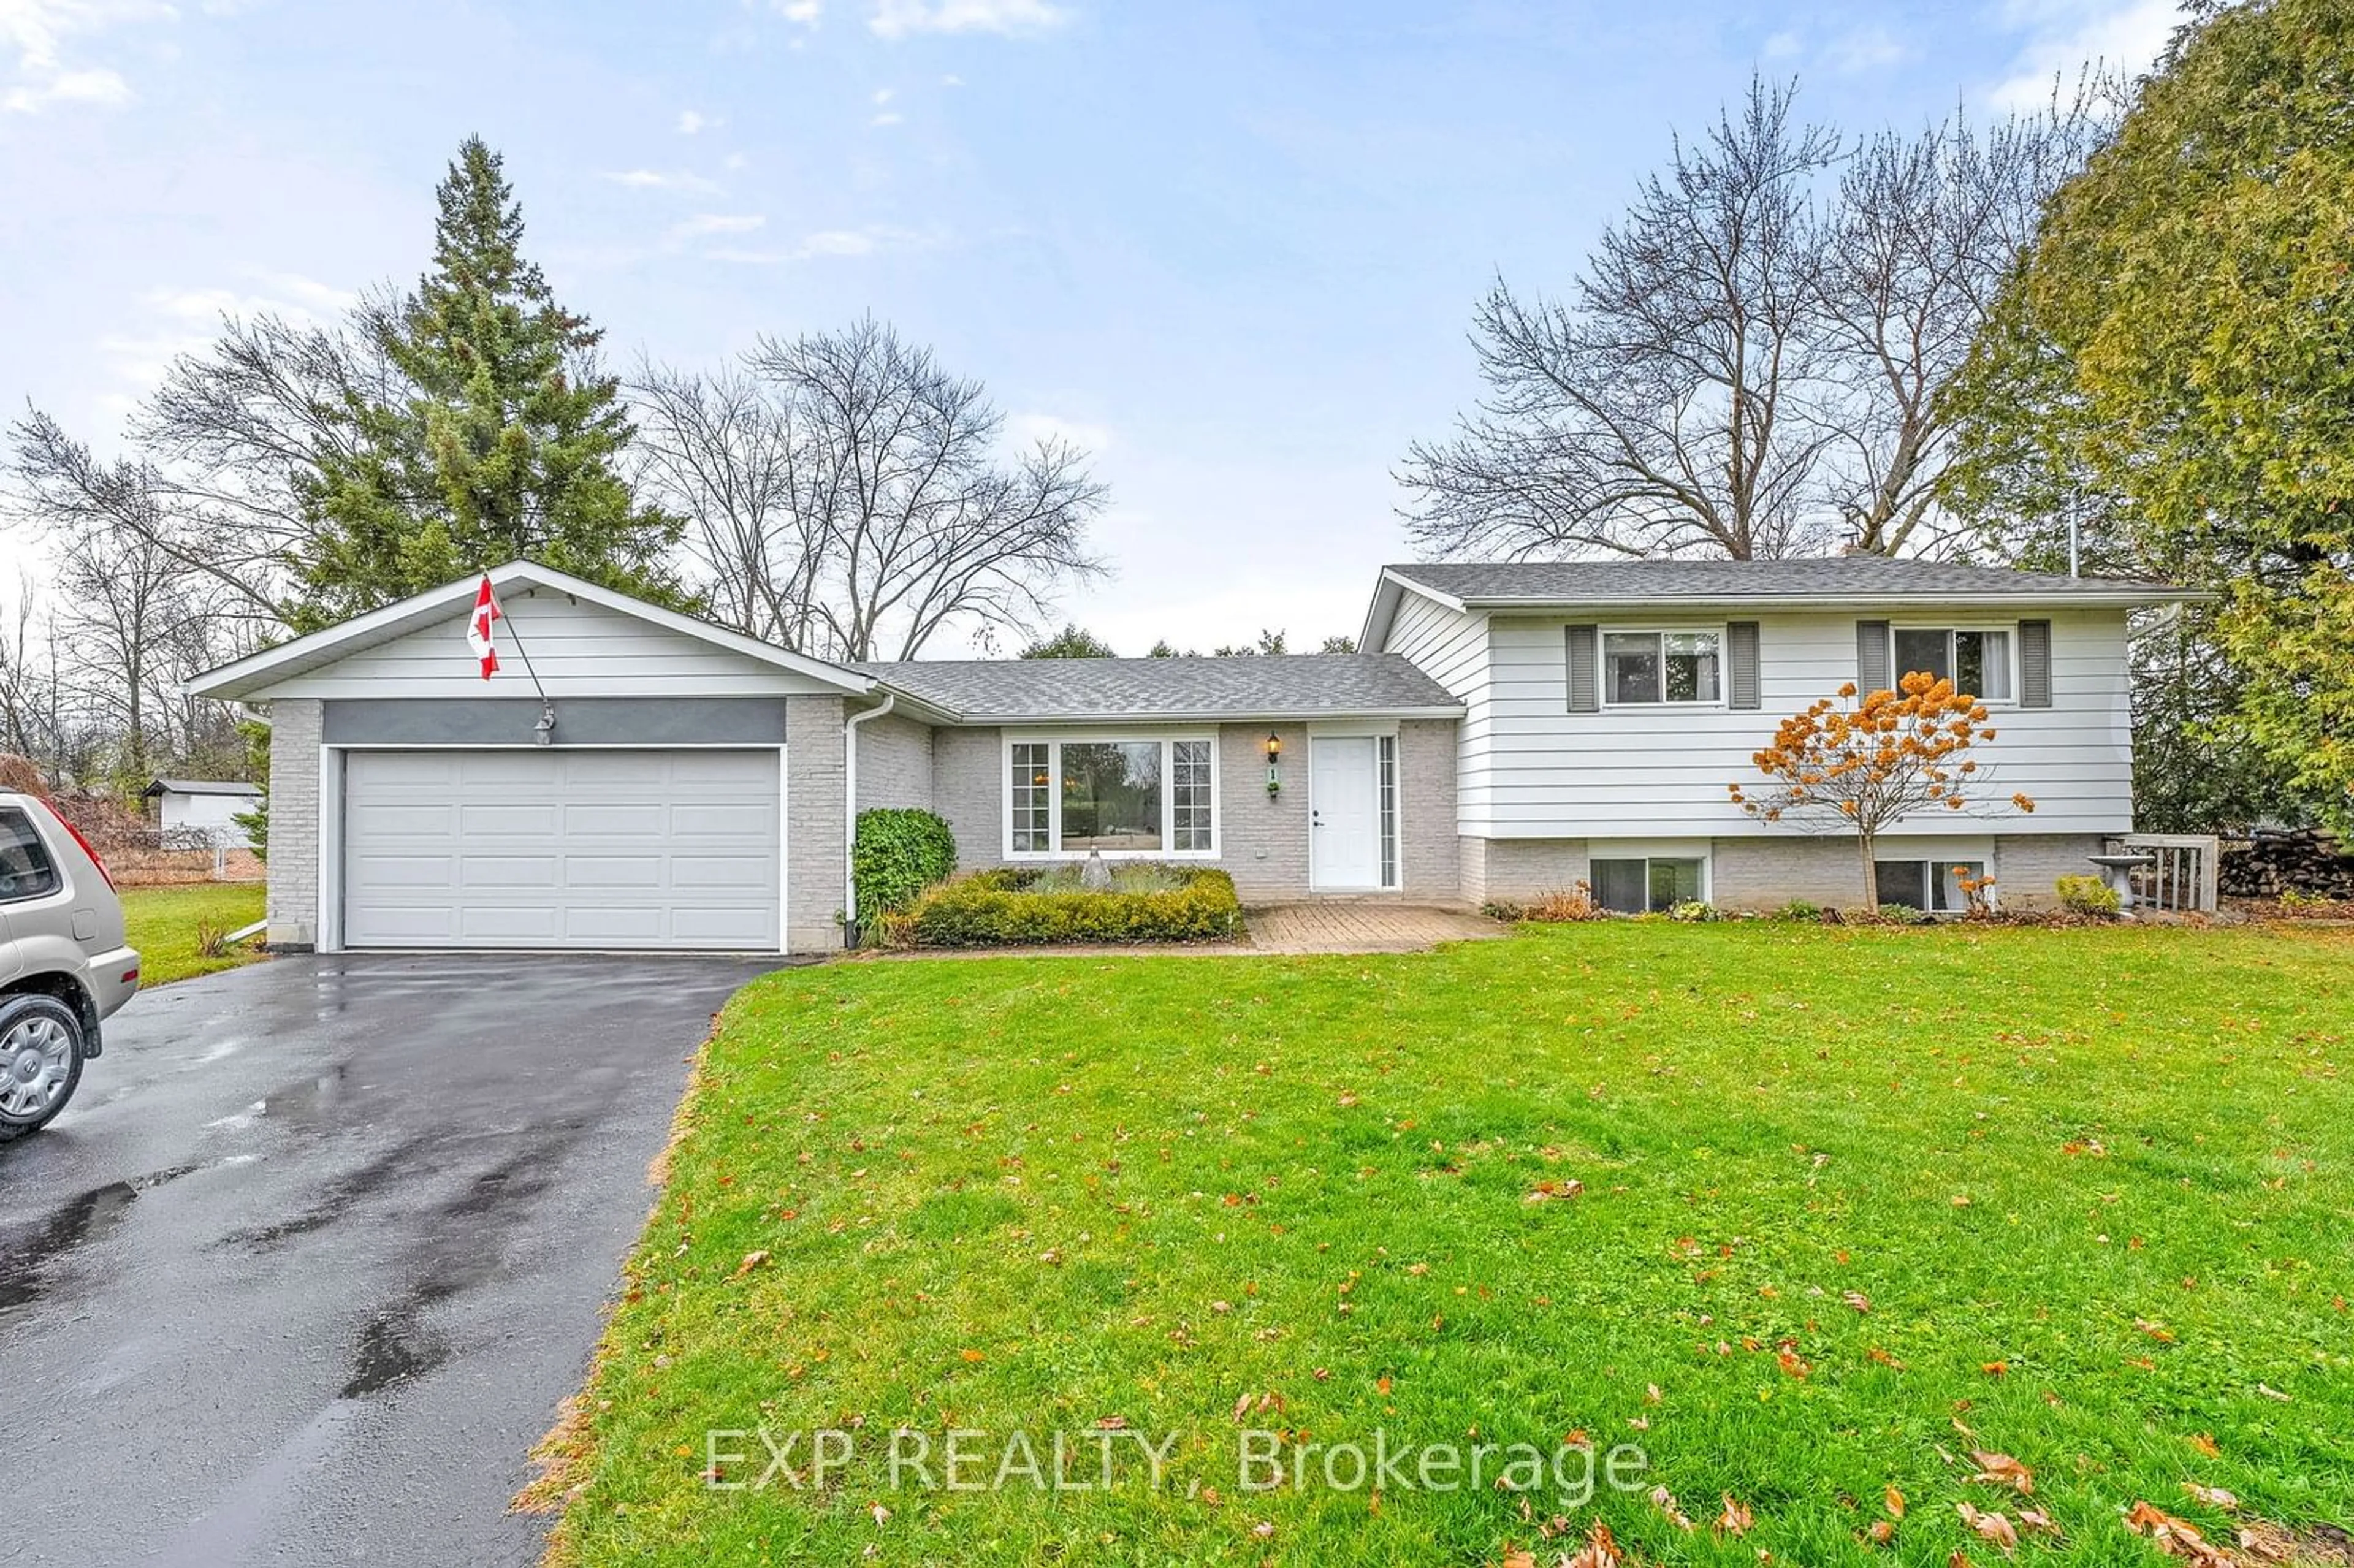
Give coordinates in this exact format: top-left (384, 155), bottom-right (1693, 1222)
top-left (2217, 828), bottom-right (2354, 899)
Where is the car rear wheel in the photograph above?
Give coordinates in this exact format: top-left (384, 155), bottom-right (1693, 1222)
top-left (0, 994), bottom-right (84, 1142)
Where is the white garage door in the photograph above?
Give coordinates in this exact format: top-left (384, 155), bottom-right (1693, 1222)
top-left (341, 749), bottom-right (782, 950)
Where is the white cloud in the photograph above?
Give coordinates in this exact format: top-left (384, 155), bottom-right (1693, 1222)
top-left (872, 86), bottom-right (894, 103)
top-left (868, 0), bottom-right (1067, 40)
top-left (97, 271), bottom-right (354, 391)
top-left (697, 224), bottom-right (936, 264)
top-left (1, 0), bottom-right (169, 115)
top-left (1826, 24), bottom-right (1915, 73)
top-left (1989, 0), bottom-right (2179, 110)
top-left (871, 110), bottom-right (902, 126)
top-left (1760, 30), bottom-right (1801, 60)
top-left (1006, 411), bottom-right (1111, 453)
top-left (676, 108), bottom-right (714, 134)
top-left (668, 212), bottom-right (766, 243)
top-left (770, 0), bottom-right (821, 22)
top-left (602, 167), bottom-right (723, 194)
top-left (940, 72), bottom-right (962, 85)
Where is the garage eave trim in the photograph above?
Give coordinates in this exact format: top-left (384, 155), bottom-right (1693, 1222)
top-left (185, 561), bottom-right (877, 701)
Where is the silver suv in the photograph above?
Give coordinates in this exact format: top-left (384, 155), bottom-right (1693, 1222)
top-left (1, 793), bottom-right (140, 1141)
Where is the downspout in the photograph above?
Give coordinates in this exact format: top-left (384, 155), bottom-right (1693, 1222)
top-left (842, 692), bottom-right (896, 947)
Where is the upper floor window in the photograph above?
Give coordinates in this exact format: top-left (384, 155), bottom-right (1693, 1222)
top-left (1605, 630), bottom-right (1721, 705)
top-left (1893, 627), bottom-right (2013, 701)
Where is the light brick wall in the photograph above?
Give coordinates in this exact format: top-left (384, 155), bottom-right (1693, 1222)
top-left (1466, 839), bottom-right (1591, 904)
top-left (929, 725), bottom-right (1005, 873)
top-left (854, 712), bottom-right (935, 813)
top-left (1710, 834), bottom-right (1861, 911)
top-left (1993, 833), bottom-right (2108, 910)
top-left (264, 698), bottom-right (322, 948)
top-left (785, 695), bottom-right (847, 952)
top-left (921, 720), bottom-right (1460, 903)
top-left (1397, 719), bottom-right (1461, 902)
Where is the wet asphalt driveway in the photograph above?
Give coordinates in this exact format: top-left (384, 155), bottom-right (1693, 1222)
top-left (0, 951), bottom-right (772, 1567)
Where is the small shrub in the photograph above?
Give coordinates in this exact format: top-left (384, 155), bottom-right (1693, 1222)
top-left (1773, 898), bottom-right (1823, 921)
top-left (1954, 866), bottom-right (1998, 918)
top-left (1666, 899), bottom-right (1717, 923)
top-left (851, 809), bottom-right (958, 936)
top-left (2055, 873), bottom-right (2122, 917)
top-left (1480, 899), bottom-right (1527, 922)
top-left (902, 864), bottom-right (1244, 947)
top-left (1873, 903), bottom-right (1935, 926)
top-left (195, 920), bottom-right (230, 959)
top-left (1522, 881), bottom-right (1603, 922)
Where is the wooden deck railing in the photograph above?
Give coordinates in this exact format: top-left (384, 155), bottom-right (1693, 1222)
top-left (2109, 833), bottom-right (2220, 913)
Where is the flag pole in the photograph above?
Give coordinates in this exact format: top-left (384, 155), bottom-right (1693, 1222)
top-left (497, 587), bottom-right (558, 744)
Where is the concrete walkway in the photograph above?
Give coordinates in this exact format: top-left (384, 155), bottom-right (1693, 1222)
top-left (1246, 902), bottom-right (1506, 954)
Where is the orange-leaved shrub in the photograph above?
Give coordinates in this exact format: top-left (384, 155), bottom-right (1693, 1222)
top-left (1730, 671), bottom-right (2034, 909)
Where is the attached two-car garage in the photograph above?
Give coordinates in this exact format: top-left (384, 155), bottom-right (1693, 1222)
top-left (340, 749), bottom-right (782, 950)
top-left (186, 562), bottom-right (873, 955)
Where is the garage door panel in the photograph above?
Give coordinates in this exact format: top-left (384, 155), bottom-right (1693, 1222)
top-left (349, 854), bottom-right (457, 890)
top-left (459, 802), bottom-right (562, 838)
top-left (342, 748), bottom-right (780, 951)
top-left (459, 856), bottom-right (559, 888)
top-left (562, 802), bottom-right (668, 837)
top-left (668, 854), bottom-right (777, 891)
top-left (669, 907), bottom-right (779, 945)
top-left (670, 802), bottom-right (775, 838)
top-left (347, 802), bottom-right (459, 839)
top-left (457, 906), bottom-right (565, 942)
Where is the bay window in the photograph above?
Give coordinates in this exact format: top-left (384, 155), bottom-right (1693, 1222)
top-left (1007, 737), bottom-right (1217, 857)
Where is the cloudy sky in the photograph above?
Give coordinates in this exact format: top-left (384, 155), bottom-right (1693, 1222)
top-left (2, 0), bottom-right (2181, 655)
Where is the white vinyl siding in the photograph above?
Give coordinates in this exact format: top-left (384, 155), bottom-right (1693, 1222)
top-left (1379, 589), bottom-right (1491, 836)
top-left (1436, 606), bottom-right (2133, 840)
top-left (257, 590), bottom-right (850, 699)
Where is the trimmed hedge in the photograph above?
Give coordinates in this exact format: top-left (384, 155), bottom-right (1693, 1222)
top-left (851, 809), bottom-right (959, 936)
top-left (897, 865), bottom-right (1245, 948)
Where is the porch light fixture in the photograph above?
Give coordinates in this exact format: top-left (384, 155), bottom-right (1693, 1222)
top-left (1265, 732), bottom-right (1282, 797)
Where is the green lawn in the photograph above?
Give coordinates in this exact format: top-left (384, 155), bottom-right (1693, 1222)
top-left (544, 923), bottom-right (2354, 1566)
top-left (121, 882), bottom-right (267, 986)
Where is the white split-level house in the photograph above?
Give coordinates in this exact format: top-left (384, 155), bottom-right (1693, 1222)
top-left (186, 555), bottom-right (2197, 955)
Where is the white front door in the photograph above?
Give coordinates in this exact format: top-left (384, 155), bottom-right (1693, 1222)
top-left (1310, 736), bottom-right (1382, 890)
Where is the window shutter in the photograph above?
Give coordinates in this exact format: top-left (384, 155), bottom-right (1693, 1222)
top-left (1565, 623), bottom-right (1599, 713)
top-left (1856, 620), bottom-right (1891, 693)
top-left (2018, 619), bottom-right (2053, 707)
top-left (1726, 620), bottom-right (1761, 710)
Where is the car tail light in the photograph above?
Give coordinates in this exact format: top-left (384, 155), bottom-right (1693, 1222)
top-left (37, 798), bottom-right (117, 893)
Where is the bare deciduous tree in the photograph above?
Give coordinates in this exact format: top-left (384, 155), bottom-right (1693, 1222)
top-left (1814, 88), bottom-right (2114, 556)
top-left (636, 316), bottom-right (1110, 661)
top-left (1402, 79), bottom-right (1841, 561)
top-left (1401, 77), bottom-right (2114, 563)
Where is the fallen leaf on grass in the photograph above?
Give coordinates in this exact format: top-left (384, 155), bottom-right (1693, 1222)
top-left (1844, 1290), bottom-right (1873, 1314)
top-left (1870, 1520), bottom-right (1897, 1545)
top-left (2125, 1501), bottom-right (2238, 1566)
top-left (2187, 1433), bottom-right (2221, 1458)
top-left (959, 1348), bottom-right (985, 1363)
top-left (1718, 1494), bottom-right (1754, 1536)
top-left (1563, 1522), bottom-right (1624, 1568)
top-left (1526, 1178), bottom-right (1585, 1203)
top-left (2257, 1383), bottom-right (2292, 1402)
top-left (1777, 1347), bottom-right (1813, 1379)
top-left (732, 1249), bottom-right (771, 1278)
top-left (1495, 1547), bottom-right (1537, 1568)
top-left (2137, 1318), bottom-right (2178, 1343)
top-left (1957, 1503), bottom-right (2020, 1553)
top-left (1651, 1486), bottom-right (1695, 1531)
top-left (2181, 1483), bottom-right (2239, 1510)
top-left (1886, 1485), bottom-right (1907, 1519)
top-left (1970, 1452), bottom-right (2035, 1496)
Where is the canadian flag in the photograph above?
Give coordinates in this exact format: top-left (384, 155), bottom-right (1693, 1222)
top-left (465, 576), bottom-right (501, 679)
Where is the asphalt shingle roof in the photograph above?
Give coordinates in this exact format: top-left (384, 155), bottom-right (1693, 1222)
top-left (1384, 557), bottom-right (2192, 603)
top-left (859, 653), bottom-right (1464, 723)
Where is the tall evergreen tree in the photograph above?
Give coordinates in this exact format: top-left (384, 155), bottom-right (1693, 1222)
top-left (291, 137), bottom-right (682, 629)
